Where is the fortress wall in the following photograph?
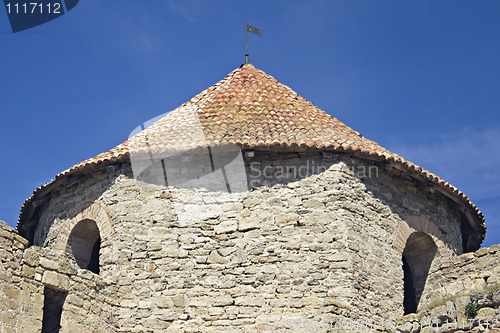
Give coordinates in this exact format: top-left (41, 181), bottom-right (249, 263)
top-left (0, 221), bottom-right (40, 332)
top-left (396, 253), bottom-right (500, 333)
top-left (25, 152), bottom-right (473, 332)
top-left (423, 244), bottom-right (500, 307)
top-left (34, 151), bottom-right (465, 256)
top-left (0, 221), bottom-right (116, 333)
top-left (392, 245), bottom-right (500, 332)
top-left (92, 165), bottom-right (403, 332)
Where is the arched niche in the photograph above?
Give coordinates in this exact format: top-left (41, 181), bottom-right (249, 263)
top-left (65, 219), bottom-right (101, 274)
top-left (54, 200), bottom-right (114, 273)
top-left (402, 232), bottom-right (438, 314)
top-left (392, 215), bottom-right (452, 262)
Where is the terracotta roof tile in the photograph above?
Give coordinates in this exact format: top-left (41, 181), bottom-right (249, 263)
top-left (17, 64), bottom-right (485, 246)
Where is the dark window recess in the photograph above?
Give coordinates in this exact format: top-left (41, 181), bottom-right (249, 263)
top-left (402, 232), bottom-right (438, 315)
top-left (41, 287), bottom-right (67, 333)
top-left (402, 256), bottom-right (416, 314)
top-left (66, 219), bottom-right (101, 274)
top-left (88, 237), bottom-right (101, 274)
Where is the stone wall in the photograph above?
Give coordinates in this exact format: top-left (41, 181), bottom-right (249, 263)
top-left (386, 244), bottom-right (500, 333)
top-left (0, 220), bottom-right (40, 332)
top-left (0, 221), bottom-right (116, 333)
top-left (422, 244), bottom-right (500, 309)
top-left (397, 289), bottom-right (500, 333)
top-left (18, 151), bottom-right (474, 332)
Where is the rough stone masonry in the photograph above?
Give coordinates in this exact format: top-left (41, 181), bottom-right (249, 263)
top-left (2, 64), bottom-right (498, 332)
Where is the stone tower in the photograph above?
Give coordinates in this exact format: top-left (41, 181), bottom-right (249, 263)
top-left (3, 64), bottom-right (496, 332)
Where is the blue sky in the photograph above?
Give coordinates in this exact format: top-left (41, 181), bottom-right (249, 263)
top-left (1, 1), bottom-right (500, 247)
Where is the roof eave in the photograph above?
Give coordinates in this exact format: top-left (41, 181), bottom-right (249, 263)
top-left (17, 144), bottom-right (485, 251)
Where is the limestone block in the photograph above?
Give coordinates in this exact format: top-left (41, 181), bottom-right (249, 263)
top-left (396, 313), bottom-right (419, 333)
top-left (239, 209), bottom-right (251, 218)
top-left (21, 265), bottom-right (35, 279)
top-left (446, 281), bottom-right (467, 296)
top-left (476, 256), bottom-right (496, 271)
top-left (446, 301), bottom-right (457, 320)
top-left (120, 299), bottom-right (138, 308)
top-left (283, 242), bottom-right (301, 251)
top-left (2, 285), bottom-right (20, 300)
top-left (302, 199), bottom-right (325, 209)
top-left (39, 257), bottom-right (58, 270)
top-left (22, 247), bottom-right (40, 267)
top-left (302, 296), bottom-right (321, 308)
top-left (489, 244), bottom-right (500, 253)
top-left (155, 297), bottom-right (174, 309)
top-left (476, 307), bottom-right (496, 320)
top-left (238, 219), bottom-right (260, 231)
top-left (214, 220), bottom-right (238, 234)
top-left (288, 297), bottom-right (303, 308)
top-left (431, 304), bottom-right (452, 323)
top-left (42, 271), bottom-right (69, 291)
top-left (165, 322), bottom-right (184, 333)
top-left (66, 294), bottom-right (84, 307)
top-left (323, 252), bottom-right (349, 262)
top-left (493, 291), bottom-right (500, 306)
top-left (146, 242), bottom-right (163, 251)
top-left (141, 317), bottom-right (171, 330)
top-left (17, 318), bottom-right (43, 333)
top-left (230, 249), bottom-right (247, 265)
top-left (172, 295), bottom-right (186, 307)
top-left (453, 253), bottom-right (474, 266)
top-left (207, 251), bottom-right (227, 264)
top-left (475, 248), bottom-right (490, 257)
top-left (58, 261), bottom-right (78, 275)
top-left (149, 250), bottom-right (169, 259)
top-left (213, 295), bottom-right (234, 307)
top-left (455, 296), bottom-right (471, 324)
top-left (189, 297), bottom-right (211, 307)
top-left (234, 296), bottom-right (265, 307)
top-left (167, 248), bottom-right (188, 259)
top-left (13, 235), bottom-right (29, 248)
top-left (274, 214), bottom-right (299, 226)
top-left (487, 275), bottom-right (500, 285)
top-left (153, 309), bottom-right (179, 321)
top-left (208, 306), bottom-right (224, 315)
top-left (195, 256), bottom-right (207, 264)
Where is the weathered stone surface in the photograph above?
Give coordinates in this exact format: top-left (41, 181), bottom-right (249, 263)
top-left (22, 247), bottom-right (40, 267)
top-left (476, 307), bottom-right (496, 320)
top-left (42, 271), bottom-right (70, 291)
top-left (274, 213), bottom-right (299, 226)
top-left (207, 250), bottom-right (227, 264)
top-left (214, 220), bottom-right (238, 234)
top-left (172, 295), bottom-right (185, 307)
top-left (0, 150), bottom-right (498, 332)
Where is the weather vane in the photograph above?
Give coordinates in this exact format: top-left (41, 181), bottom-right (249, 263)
top-left (245, 22), bottom-right (262, 64)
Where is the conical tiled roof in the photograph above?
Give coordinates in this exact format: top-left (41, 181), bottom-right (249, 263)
top-left (18, 64), bottom-right (485, 248)
top-left (75, 63), bottom-right (393, 157)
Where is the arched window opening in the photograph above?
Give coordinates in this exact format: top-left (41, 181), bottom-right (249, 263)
top-left (66, 219), bottom-right (101, 274)
top-left (402, 232), bottom-right (438, 314)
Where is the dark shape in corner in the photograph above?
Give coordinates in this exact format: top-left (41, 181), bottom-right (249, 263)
top-left (64, 0), bottom-right (78, 11)
top-left (4, 0), bottom-right (79, 33)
